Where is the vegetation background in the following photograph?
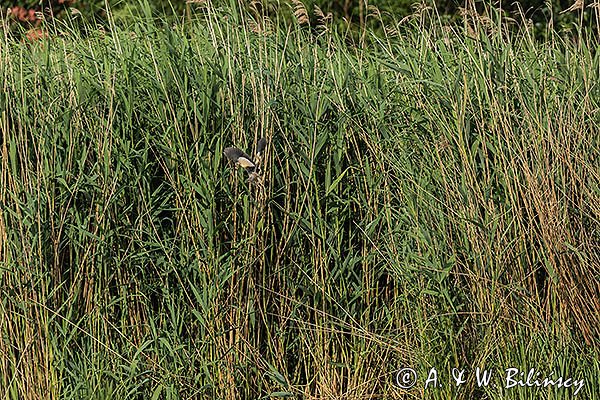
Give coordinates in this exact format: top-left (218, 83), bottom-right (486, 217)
top-left (2, 0), bottom-right (598, 36)
top-left (1, 0), bottom-right (599, 398)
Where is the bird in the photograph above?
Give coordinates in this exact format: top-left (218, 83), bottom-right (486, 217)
top-left (255, 137), bottom-right (267, 159)
top-left (224, 137), bottom-right (267, 183)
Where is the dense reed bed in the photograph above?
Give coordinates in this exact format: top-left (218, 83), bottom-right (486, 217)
top-left (1, 1), bottom-right (598, 398)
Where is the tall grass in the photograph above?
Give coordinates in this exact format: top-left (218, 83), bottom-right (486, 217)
top-left (0, 1), bottom-right (598, 398)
